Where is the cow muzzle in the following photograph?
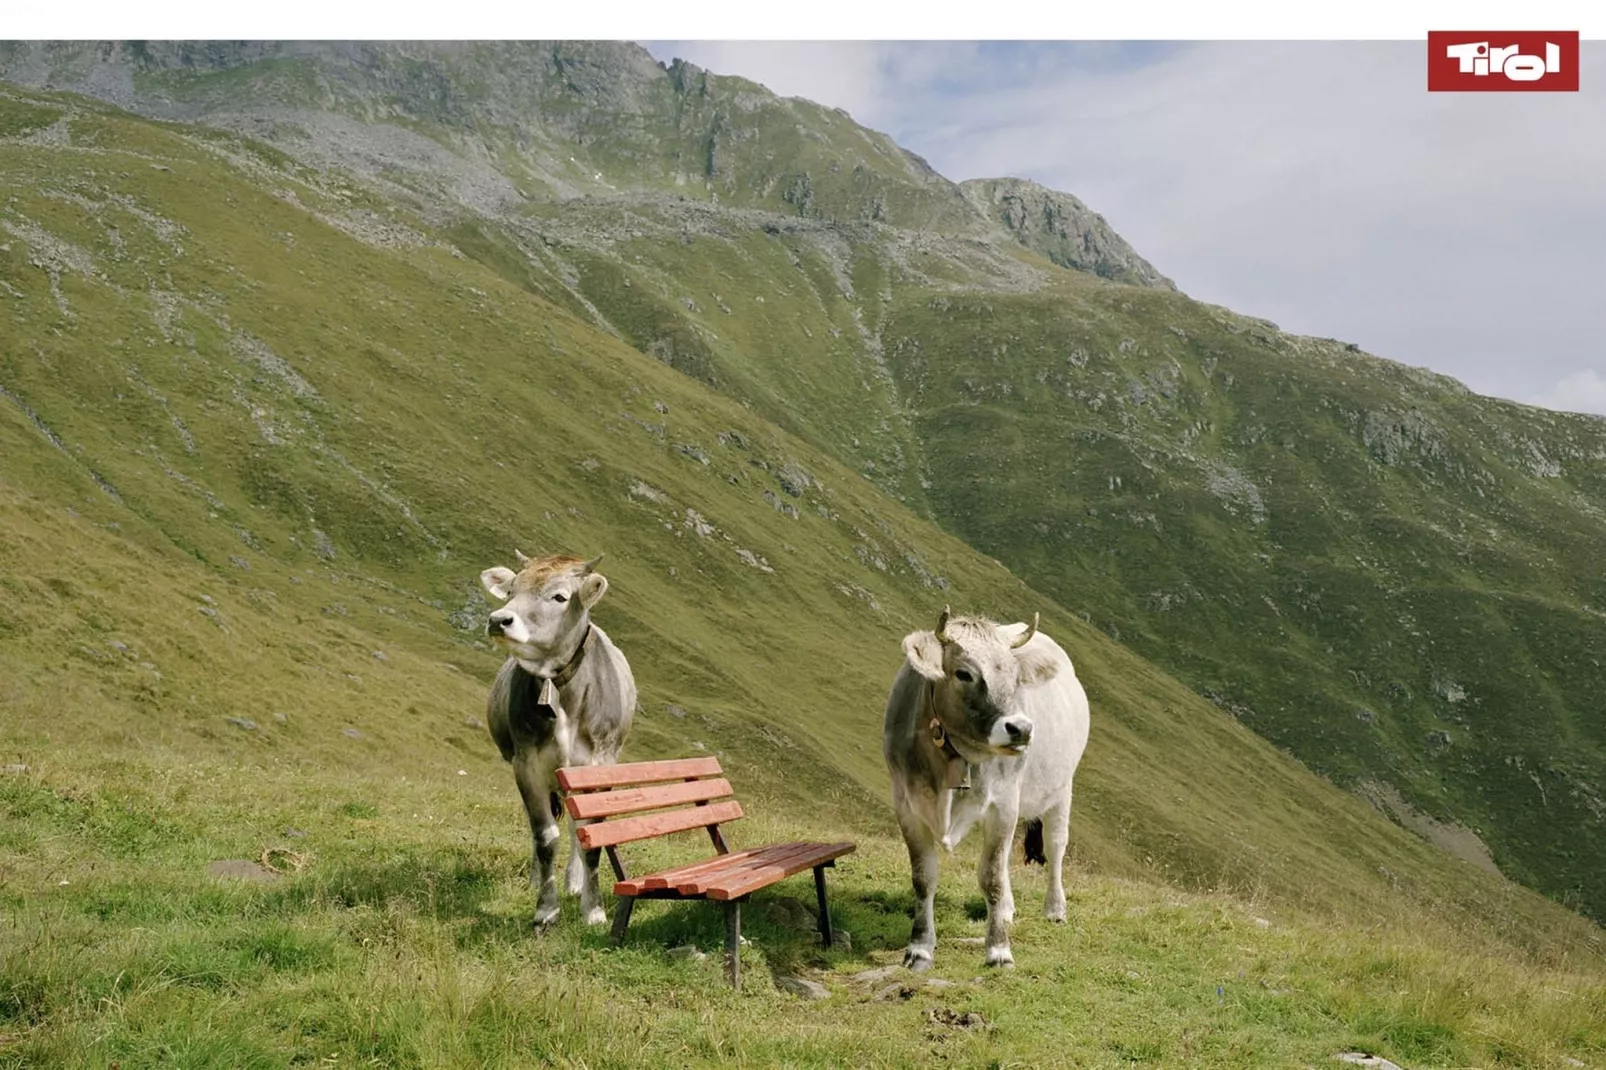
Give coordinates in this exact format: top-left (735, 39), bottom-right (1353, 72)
top-left (486, 610), bottom-right (517, 638)
top-left (996, 715), bottom-right (1034, 754)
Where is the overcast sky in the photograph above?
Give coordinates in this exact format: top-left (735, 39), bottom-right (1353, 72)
top-left (640, 41), bottom-right (1606, 418)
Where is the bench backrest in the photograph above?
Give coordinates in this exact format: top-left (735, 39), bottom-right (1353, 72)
top-left (556, 756), bottom-right (743, 851)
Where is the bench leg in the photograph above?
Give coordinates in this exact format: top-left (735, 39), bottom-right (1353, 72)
top-left (814, 864), bottom-right (834, 949)
top-left (610, 896), bottom-right (636, 945)
top-left (724, 900), bottom-right (741, 990)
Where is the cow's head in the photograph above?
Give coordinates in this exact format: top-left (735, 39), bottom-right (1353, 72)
top-left (479, 550), bottom-right (609, 675)
top-left (902, 605), bottom-right (1060, 759)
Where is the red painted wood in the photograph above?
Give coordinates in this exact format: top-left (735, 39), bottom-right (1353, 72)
top-left (575, 800), bottom-right (744, 850)
top-left (565, 778), bottom-right (734, 820)
top-left (649, 842), bottom-right (810, 896)
top-left (704, 843), bottom-right (857, 901)
top-left (673, 841), bottom-right (829, 896)
top-left (557, 757), bottom-right (723, 792)
top-left (610, 844), bottom-right (797, 896)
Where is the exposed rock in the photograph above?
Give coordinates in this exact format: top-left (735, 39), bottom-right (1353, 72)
top-left (775, 973), bottom-right (830, 1000)
top-left (225, 717), bottom-right (259, 731)
top-left (736, 548), bottom-right (774, 573)
top-left (763, 896), bottom-right (814, 930)
top-left (1336, 1055), bottom-right (1405, 1070)
top-left (961, 177), bottom-right (1176, 290)
top-left (850, 965), bottom-right (901, 986)
top-left (1354, 780), bottom-right (1500, 877)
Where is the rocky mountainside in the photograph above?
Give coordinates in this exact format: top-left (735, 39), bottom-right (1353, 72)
top-left (961, 177), bottom-right (1177, 289)
top-left (2, 39), bottom-right (1604, 925)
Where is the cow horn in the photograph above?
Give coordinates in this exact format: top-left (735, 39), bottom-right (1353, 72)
top-left (514, 548), bottom-right (532, 566)
top-left (936, 604), bottom-right (952, 642)
top-left (1010, 612), bottom-right (1040, 649)
top-left (582, 553), bottom-right (605, 574)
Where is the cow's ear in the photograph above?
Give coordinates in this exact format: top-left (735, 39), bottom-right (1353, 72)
top-left (1014, 646), bottom-right (1062, 688)
top-left (480, 567), bottom-right (517, 601)
top-left (902, 630), bottom-right (946, 682)
top-left (578, 572), bottom-right (609, 609)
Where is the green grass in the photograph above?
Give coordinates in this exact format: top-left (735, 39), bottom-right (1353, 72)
top-left (3, 755), bottom-right (1604, 1069)
top-left (1, 80), bottom-right (1604, 1067)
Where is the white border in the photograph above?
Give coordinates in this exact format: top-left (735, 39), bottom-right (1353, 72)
top-left (4, 0), bottom-right (1604, 42)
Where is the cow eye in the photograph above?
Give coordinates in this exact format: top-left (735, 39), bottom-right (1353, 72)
top-left (552, 593), bottom-right (569, 603)
top-left (954, 668), bottom-right (974, 684)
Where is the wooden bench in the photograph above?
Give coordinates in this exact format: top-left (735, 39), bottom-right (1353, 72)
top-left (556, 756), bottom-right (856, 989)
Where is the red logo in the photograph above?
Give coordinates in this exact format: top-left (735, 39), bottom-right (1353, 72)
top-left (1428, 31), bottom-right (1580, 91)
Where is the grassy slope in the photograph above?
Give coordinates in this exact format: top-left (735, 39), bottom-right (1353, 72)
top-left (1, 89), bottom-right (1603, 1067)
top-left (876, 279), bottom-right (1606, 921)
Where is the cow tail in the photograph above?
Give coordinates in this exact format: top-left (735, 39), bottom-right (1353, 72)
top-left (549, 791), bottom-right (562, 820)
top-left (1023, 818), bottom-right (1046, 865)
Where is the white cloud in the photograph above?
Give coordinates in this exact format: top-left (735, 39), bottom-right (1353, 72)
top-left (1530, 369), bottom-right (1606, 418)
top-left (636, 41), bottom-right (1606, 417)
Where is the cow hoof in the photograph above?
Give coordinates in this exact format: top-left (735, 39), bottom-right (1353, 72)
top-left (903, 948), bottom-right (935, 972)
top-left (534, 906), bottom-right (560, 928)
top-left (984, 947), bottom-right (1015, 968)
top-left (582, 906), bottom-right (607, 926)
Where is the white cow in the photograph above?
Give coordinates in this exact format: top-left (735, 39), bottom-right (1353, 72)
top-left (480, 551), bottom-right (637, 929)
top-left (882, 606), bottom-right (1091, 970)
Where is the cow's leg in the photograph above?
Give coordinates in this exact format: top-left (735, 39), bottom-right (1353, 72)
top-left (1043, 788), bottom-right (1073, 923)
top-left (979, 798), bottom-right (1020, 968)
top-left (512, 750), bottom-right (562, 927)
top-left (564, 748), bottom-right (607, 924)
top-left (565, 818), bottom-right (587, 896)
top-left (573, 815), bottom-right (607, 926)
top-left (898, 808), bottom-right (941, 972)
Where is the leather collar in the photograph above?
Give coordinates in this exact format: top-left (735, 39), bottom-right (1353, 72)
top-left (545, 623), bottom-right (593, 689)
top-left (925, 681), bottom-right (973, 791)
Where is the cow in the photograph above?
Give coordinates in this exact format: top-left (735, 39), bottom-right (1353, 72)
top-left (479, 550), bottom-right (637, 929)
top-left (882, 605), bottom-right (1091, 971)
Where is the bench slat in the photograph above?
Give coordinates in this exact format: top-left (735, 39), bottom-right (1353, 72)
top-left (576, 799), bottom-right (744, 850)
top-left (674, 840), bottom-right (839, 896)
top-left (644, 842), bottom-right (810, 896)
top-left (705, 842), bottom-right (857, 901)
top-left (565, 778), bottom-right (735, 820)
top-left (558, 757), bottom-right (723, 792)
top-left (611, 843), bottom-right (800, 897)
top-left (639, 841), bottom-right (807, 891)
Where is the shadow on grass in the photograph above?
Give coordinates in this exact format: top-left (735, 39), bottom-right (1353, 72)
top-left (244, 842), bottom-right (991, 988)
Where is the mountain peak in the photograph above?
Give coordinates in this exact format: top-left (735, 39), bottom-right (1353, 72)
top-left (961, 176), bottom-right (1177, 291)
